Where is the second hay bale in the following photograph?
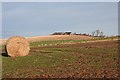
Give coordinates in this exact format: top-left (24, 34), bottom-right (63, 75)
top-left (6, 36), bottom-right (30, 57)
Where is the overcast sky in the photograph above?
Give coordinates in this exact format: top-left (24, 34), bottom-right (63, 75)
top-left (2, 2), bottom-right (118, 39)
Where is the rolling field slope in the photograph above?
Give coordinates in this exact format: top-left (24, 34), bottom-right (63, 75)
top-left (1, 36), bottom-right (119, 78)
top-left (0, 35), bottom-right (94, 45)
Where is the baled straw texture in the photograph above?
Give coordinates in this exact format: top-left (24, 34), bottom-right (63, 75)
top-left (6, 36), bottom-right (30, 57)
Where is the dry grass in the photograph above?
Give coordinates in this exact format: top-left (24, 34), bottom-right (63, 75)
top-left (27, 35), bottom-right (94, 42)
top-left (1, 35), bottom-right (94, 45)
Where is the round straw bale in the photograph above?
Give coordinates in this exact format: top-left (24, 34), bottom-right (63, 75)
top-left (6, 36), bottom-right (30, 57)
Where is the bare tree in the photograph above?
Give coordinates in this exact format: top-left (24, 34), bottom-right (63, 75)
top-left (96, 29), bottom-right (100, 37)
top-left (91, 29), bottom-right (104, 37)
top-left (100, 31), bottom-right (104, 37)
top-left (92, 31), bottom-right (95, 36)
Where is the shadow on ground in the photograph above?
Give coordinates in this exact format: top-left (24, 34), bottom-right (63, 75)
top-left (1, 52), bottom-right (10, 57)
top-left (0, 48), bottom-right (10, 57)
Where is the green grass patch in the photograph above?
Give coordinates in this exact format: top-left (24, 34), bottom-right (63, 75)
top-left (30, 40), bottom-right (87, 47)
top-left (2, 40), bottom-right (118, 78)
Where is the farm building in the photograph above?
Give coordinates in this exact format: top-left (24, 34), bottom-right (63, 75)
top-left (51, 31), bottom-right (71, 35)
